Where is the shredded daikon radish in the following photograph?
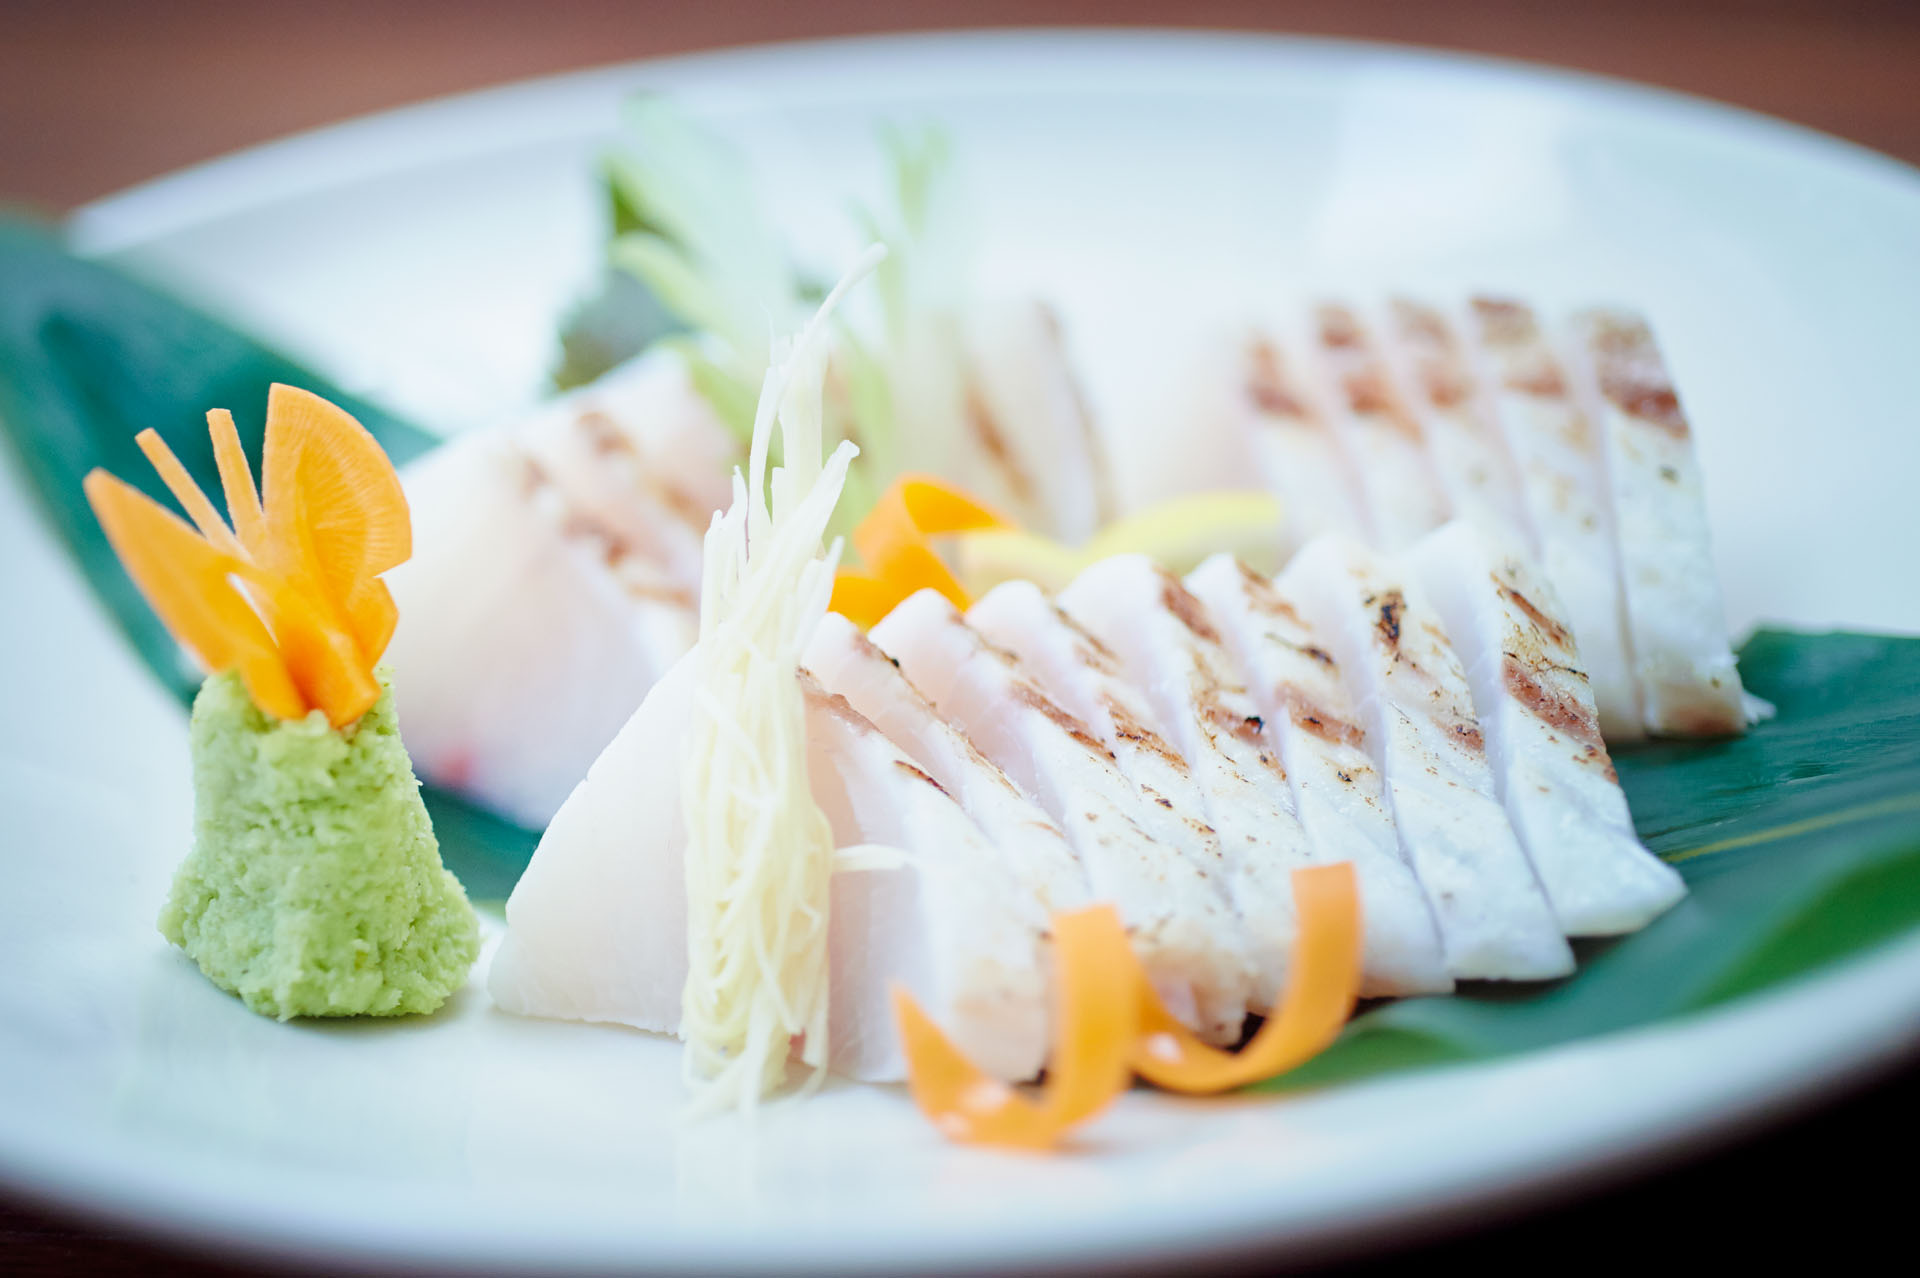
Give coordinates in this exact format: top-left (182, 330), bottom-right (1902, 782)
top-left (679, 247), bottom-right (885, 1116)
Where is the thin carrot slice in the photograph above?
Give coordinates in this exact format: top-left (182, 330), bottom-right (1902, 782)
top-left (260, 383), bottom-right (411, 620)
top-left (894, 905), bottom-right (1138, 1150)
top-left (341, 578), bottom-right (400, 668)
top-left (84, 470), bottom-right (305, 721)
top-left (847, 475), bottom-right (1009, 619)
top-left (242, 564), bottom-right (382, 727)
top-left (135, 429), bottom-right (245, 558)
top-left (1130, 863), bottom-right (1362, 1094)
top-left (207, 408), bottom-right (267, 559)
top-left (828, 570), bottom-right (902, 630)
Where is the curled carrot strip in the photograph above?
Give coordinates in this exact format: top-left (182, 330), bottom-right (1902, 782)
top-left (896, 864), bottom-right (1362, 1149)
top-left (85, 384), bottom-right (410, 727)
top-left (1130, 863), bottom-right (1362, 1093)
top-left (831, 474), bottom-right (1009, 626)
top-left (894, 905), bottom-right (1139, 1151)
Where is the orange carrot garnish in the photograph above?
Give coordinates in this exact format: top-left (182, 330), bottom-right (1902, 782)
top-left (831, 474), bottom-right (1008, 626)
top-left (84, 385), bottom-right (411, 728)
top-left (894, 905), bottom-right (1139, 1150)
top-left (84, 471), bottom-right (306, 721)
top-left (895, 863), bottom-right (1362, 1150)
top-left (1129, 863), bottom-right (1362, 1093)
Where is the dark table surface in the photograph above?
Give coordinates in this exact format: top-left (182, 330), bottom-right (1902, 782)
top-left (2, 0), bottom-right (1915, 1272)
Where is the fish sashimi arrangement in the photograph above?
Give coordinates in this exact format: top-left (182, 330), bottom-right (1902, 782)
top-left (485, 248), bottom-right (1701, 1148)
top-left (61, 109), bottom-right (1771, 1155)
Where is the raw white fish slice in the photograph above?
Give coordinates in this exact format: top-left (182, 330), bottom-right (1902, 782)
top-left (1282, 536), bottom-right (1574, 980)
top-left (1234, 330), bottom-right (1372, 553)
top-left (1185, 553), bottom-right (1453, 996)
top-left (870, 588), bottom-right (1256, 1042)
top-left (488, 657), bottom-right (1054, 1083)
top-left (1408, 521), bottom-right (1685, 934)
top-left (1465, 296), bottom-right (1643, 740)
top-left (1381, 298), bottom-right (1532, 545)
top-left (1055, 556), bottom-right (1321, 1009)
top-left (1312, 303), bottom-right (1452, 550)
top-left (1563, 309), bottom-right (1747, 736)
top-left (386, 430), bottom-right (697, 827)
top-left (959, 300), bottom-right (1116, 543)
top-left (804, 677), bottom-right (1052, 1083)
top-left (803, 610), bottom-right (1088, 915)
top-left (964, 581), bottom-right (1221, 912)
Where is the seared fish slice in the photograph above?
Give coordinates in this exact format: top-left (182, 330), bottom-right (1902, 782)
top-left (1408, 521), bottom-right (1686, 934)
top-left (1313, 303), bottom-right (1451, 549)
top-left (966, 580), bottom-right (1225, 895)
top-left (1465, 296), bottom-right (1642, 739)
top-left (804, 610), bottom-right (1088, 915)
top-left (1186, 553), bottom-right (1453, 996)
top-left (1382, 298), bottom-right (1532, 544)
top-left (386, 431), bottom-right (697, 827)
top-left (1055, 556), bottom-right (1323, 1009)
top-left (871, 589), bottom-right (1256, 1042)
top-left (488, 659), bottom-right (1054, 1083)
top-left (1237, 331), bottom-right (1372, 554)
top-left (1563, 309), bottom-right (1747, 736)
top-left (804, 678), bottom-right (1052, 1083)
top-left (960, 300), bottom-right (1117, 544)
top-left (1283, 536), bottom-right (1573, 980)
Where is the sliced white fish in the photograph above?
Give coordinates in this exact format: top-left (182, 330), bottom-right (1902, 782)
top-left (1313, 303), bottom-right (1452, 549)
top-left (803, 610), bottom-right (1088, 915)
top-left (1465, 296), bottom-right (1643, 739)
top-left (1408, 521), bottom-right (1686, 934)
top-left (963, 581), bottom-right (1222, 920)
top-left (1055, 557), bottom-right (1321, 1009)
top-left (1381, 298), bottom-right (1532, 544)
top-left (1235, 330), bottom-right (1371, 554)
top-left (1186, 553), bottom-right (1453, 996)
top-left (959, 300), bottom-right (1116, 543)
top-left (871, 588), bottom-right (1256, 1042)
top-left (804, 677), bottom-right (1052, 1083)
top-left (386, 431), bottom-right (696, 827)
top-left (1282, 536), bottom-right (1574, 980)
top-left (1563, 309), bottom-right (1747, 736)
top-left (489, 657), bottom-right (1054, 1083)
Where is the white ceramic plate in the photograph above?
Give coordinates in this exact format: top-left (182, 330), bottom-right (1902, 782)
top-left (4, 30), bottom-right (1918, 1273)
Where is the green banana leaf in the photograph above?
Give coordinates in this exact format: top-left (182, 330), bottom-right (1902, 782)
top-left (4, 221), bottom-right (1919, 1085)
top-left (0, 220), bottom-right (537, 901)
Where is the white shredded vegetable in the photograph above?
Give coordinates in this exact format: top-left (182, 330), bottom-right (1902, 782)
top-left (678, 247), bottom-right (885, 1117)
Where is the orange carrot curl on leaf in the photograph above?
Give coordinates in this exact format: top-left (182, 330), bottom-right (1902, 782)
top-left (895, 862), bottom-right (1363, 1150)
top-left (830, 474), bottom-right (1009, 628)
top-left (83, 384), bottom-right (411, 727)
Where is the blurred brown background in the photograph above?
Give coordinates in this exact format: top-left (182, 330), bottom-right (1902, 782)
top-left (3, 0), bottom-right (1919, 211)
top-left (3, 0), bottom-right (1917, 1274)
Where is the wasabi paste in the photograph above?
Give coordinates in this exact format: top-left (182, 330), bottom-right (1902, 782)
top-left (159, 669), bottom-right (479, 1019)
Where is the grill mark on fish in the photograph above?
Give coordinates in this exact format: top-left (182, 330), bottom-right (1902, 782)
top-left (1316, 304), bottom-right (1364, 349)
top-left (893, 758), bottom-right (951, 795)
top-left (963, 375), bottom-right (1037, 504)
top-left (1392, 299), bottom-right (1473, 409)
top-left (1160, 575), bottom-right (1223, 646)
top-left (1051, 604), bottom-right (1125, 675)
top-left (1011, 680), bottom-right (1113, 759)
top-left (1279, 690), bottom-right (1366, 749)
top-left (1371, 590), bottom-right (1405, 650)
top-left (1501, 653), bottom-right (1606, 752)
top-left (1495, 574), bottom-right (1576, 650)
top-left (1103, 695), bottom-right (1190, 773)
top-left (1471, 296), bottom-right (1537, 346)
top-left (1245, 338), bottom-right (1311, 418)
top-left (1587, 314), bottom-right (1690, 438)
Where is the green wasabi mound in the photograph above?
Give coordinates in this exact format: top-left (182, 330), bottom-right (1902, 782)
top-left (159, 670), bottom-right (480, 1019)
